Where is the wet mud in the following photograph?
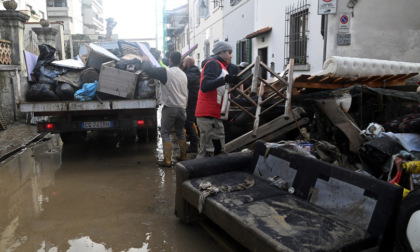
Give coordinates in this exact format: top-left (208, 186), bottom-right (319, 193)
top-left (0, 133), bottom-right (222, 251)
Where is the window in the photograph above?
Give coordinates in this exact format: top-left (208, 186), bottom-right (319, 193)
top-left (48, 0), bottom-right (67, 7)
top-left (198, 0), bottom-right (209, 18)
top-left (212, 0), bottom-right (222, 9)
top-left (236, 39), bottom-right (252, 65)
top-left (230, 0), bottom-right (240, 6)
top-left (284, 0), bottom-right (309, 66)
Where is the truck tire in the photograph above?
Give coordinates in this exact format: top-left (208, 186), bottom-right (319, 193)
top-left (137, 128), bottom-right (157, 143)
top-left (395, 188), bottom-right (420, 252)
top-left (60, 132), bottom-right (86, 144)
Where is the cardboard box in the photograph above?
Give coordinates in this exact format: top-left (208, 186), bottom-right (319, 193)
top-left (98, 61), bottom-right (139, 99)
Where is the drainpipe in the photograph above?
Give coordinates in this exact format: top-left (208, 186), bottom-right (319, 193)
top-left (322, 14), bottom-right (328, 64)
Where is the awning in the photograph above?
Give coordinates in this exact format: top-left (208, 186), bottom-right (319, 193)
top-left (245, 26), bottom-right (272, 39)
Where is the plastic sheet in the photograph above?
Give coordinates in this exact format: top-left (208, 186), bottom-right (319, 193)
top-left (74, 80), bottom-right (98, 101)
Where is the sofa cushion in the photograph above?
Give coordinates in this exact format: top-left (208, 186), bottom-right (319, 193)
top-left (182, 171), bottom-right (288, 211)
top-left (182, 172), bottom-right (368, 251)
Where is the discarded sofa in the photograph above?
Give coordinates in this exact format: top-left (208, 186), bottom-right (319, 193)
top-left (175, 141), bottom-right (403, 251)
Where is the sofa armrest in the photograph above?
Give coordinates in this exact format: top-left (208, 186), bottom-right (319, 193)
top-left (176, 151), bottom-right (254, 183)
top-left (175, 151), bottom-right (253, 222)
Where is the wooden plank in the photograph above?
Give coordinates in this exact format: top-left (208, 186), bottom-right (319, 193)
top-left (395, 72), bottom-right (418, 81)
top-left (294, 74), bottom-right (311, 82)
top-left (319, 76), bottom-right (336, 83)
top-left (284, 59), bottom-right (294, 117)
top-left (261, 118), bottom-right (309, 142)
top-left (237, 62), bottom-right (255, 77)
top-left (293, 82), bottom-right (350, 89)
top-left (307, 75), bottom-right (325, 82)
top-left (361, 76), bottom-right (380, 83)
top-left (252, 70), bottom-right (267, 137)
top-left (251, 56), bottom-right (260, 95)
top-left (383, 74), bottom-right (400, 81)
top-left (225, 107), bottom-right (305, 153)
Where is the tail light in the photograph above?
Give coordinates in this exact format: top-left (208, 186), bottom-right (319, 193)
top-left (137, 120), bottom-right (145, 127)
top-left (38, 122), bottom-right (57, 132)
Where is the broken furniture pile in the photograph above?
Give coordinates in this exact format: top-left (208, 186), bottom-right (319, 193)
top-left (24, 41), bottom-right (156, 102)
top-left (225, 56), bottom-right (420, 195)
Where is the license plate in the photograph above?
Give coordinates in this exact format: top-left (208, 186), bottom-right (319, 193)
top-left (82, 121), bottom-right (113, 129)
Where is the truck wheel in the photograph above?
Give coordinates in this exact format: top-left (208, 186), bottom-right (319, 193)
top-left (395, 188), bottom-right (420, 252)
top-left (60, 132), bottom-right (72, 143)
top-left (60, 132), bottom-right (86, 144)
top-left (137, 128), bottom-right (157, 143)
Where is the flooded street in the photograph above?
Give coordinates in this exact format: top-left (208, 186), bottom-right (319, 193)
top-left (0, 132), bottom-right (223, 252)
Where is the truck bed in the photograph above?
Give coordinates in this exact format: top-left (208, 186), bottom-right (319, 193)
top-left (18, 99), bottom-right (157, 113)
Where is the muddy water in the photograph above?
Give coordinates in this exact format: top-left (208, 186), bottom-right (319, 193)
top-left (0, 134), bottom-right (222, 252)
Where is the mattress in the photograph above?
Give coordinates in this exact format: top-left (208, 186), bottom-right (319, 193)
top-left (314, 56), bottom-right (420, 77)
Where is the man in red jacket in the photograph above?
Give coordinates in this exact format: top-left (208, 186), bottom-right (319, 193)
top-left (195, 41), bottom-right (241, 158)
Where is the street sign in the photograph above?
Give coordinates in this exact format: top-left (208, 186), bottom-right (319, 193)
top-left (318, 0), bottom-right (337, 15)
top-left (337, 33), bottom-right (351, 45)
top-left (338, 12), bottom-right (350, 33)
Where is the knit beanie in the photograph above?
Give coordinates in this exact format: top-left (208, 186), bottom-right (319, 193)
top-left (212, 41), bottom-right (232, 55)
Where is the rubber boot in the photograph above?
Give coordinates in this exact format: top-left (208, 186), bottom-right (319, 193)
top-left (158, 142), bottom-right (172, 167)
top-left (176, 140), bottom-right (187, 161)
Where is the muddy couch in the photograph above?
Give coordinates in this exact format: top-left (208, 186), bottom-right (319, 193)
top-left (175, 141), bottom-right (403, 251)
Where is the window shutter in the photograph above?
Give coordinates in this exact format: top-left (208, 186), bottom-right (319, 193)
top-left (245, 39), bottom-right (252, 64)
top-left (236, 40), bottom-right (241, 64)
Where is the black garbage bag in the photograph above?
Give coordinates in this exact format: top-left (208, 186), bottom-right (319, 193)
top-left (39, 65), bottom-right (68, 85)
top-left (357, 135), bottom-right (404, 178)
top-left (115, 58), bottom-right (142, 72)
top-left (56, 83), bottom-right (76, 100)
top-left (26, 83), bottom-right (59, 101)
top-left (31, 44), bottom-right (57, 82)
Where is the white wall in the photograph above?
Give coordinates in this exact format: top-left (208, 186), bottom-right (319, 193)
top-left (70, 0), bottom-right (84, 34)
top-left (222, 0), bottom-right (254, 65)
top-left (0, 0), bottom-right (48, 20)
top-left (188, 0), bottom-right (223, 68)
top-left (254, 0), bottom-right (324, 76)
top-left (327, 0), bottom-right (420, 63)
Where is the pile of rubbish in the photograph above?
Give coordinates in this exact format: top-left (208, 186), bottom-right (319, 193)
top-left (251, 84), bottom-right (420, 194)
top-left (25, 42), bottom-right (157, 102)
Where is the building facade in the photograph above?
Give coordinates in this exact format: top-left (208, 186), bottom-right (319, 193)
top-left (171, 0), bottom-right (419, 79)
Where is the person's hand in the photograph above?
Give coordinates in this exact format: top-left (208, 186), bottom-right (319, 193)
top-left (224, 75), bottom-right (241, 86)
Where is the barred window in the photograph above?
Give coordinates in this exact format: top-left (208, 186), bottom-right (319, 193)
top-left (284, 0), bottom-right (309, 66)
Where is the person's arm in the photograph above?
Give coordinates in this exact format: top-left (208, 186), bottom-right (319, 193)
top-left (141, 56), bottom-right (168, 84)
top-left (200, 61), bottom-right (225, 92)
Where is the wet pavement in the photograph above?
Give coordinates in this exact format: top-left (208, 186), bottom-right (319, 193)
top-left (0, 127), bottom-right (224, 252)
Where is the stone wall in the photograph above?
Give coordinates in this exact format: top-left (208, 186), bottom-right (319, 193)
top-left (0, 65), bottom-right (19, 124)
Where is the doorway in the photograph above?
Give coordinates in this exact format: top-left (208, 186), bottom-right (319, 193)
top-left (258, 47), bottom-right (268, 79)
